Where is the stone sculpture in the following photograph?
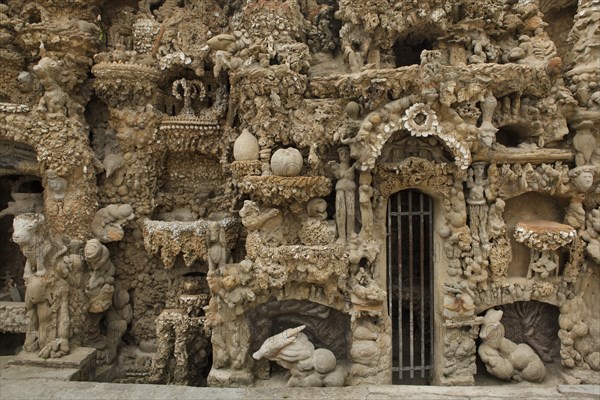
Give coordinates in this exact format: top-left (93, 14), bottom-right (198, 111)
top-left (206, 221), bottom-right (232, 274)
top-left (252, 325), bottom-right (346, 387)
top-left (332, 147), bottom-right (356, 244)
top-left (478, 309), bottom-right (546, 383)
top-left (91, 204), bottom-right (135, 243)
top-left (12, 214), bottom-right (75, 359)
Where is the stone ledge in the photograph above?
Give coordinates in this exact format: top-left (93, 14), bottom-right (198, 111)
top-left (8, 347), bottom-right (97, 381)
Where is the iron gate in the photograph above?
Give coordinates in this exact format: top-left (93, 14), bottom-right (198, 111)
top-left (387, 189), bottom-right (434, 383)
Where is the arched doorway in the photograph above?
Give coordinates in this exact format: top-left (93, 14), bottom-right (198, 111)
top-left (387, 189), bottom-right (434, 384)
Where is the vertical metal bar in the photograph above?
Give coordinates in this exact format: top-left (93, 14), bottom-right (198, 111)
top-left (429, 195), bottom-right (434, 375)
top-left (387, 197), bottom-right (392, 319)
top-left (408, 191), bottom-right (414, 379)
top-left (397, 193), bottom-right (403, 380)
top-left (419, 192), bottom-right (425, 378)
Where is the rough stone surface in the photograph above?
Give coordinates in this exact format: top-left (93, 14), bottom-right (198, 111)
top-left (0, 0), bottom-right (599, 391)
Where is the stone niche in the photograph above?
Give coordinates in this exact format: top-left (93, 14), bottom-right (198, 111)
top-left (475, 300), bottom-right (561, 383)
top-left (503, 192), bottom-right (567, 278)
top-left (0, 141), bottom-right (43, 353)
top-left (247, 300), bottom-right (350, 385)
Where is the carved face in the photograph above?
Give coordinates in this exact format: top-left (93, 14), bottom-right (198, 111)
top-left (84, 239), bottom-right (103, 265)
top-left (209, 222), bottom-right (220, 241)
top-left (473, 163), bottom-right (485, 178)
top-left (12, 215), bottom-right (42, 245)
top-left (340, 150), bottom-right (350, 163)
top-left (46, 170), bottom-right (67, 200)
top-left (574, 171), bottom-right (594, 192)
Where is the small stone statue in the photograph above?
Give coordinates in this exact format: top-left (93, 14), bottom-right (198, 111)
top-left (332, 147), bottom-right (356, 244)
top-left (46, 170), bottom-right (67, 201)
top-left (207, 221), bottom-right (232, 274)
top-left (33, 54), bottom-right (69, 116)
top-left (467, 162), bottom-right (490, 258)
top-left (478, 309), bottom-right (546, 383)
top-left (358, 171), bottom-right (374, 240)
top-left (569, 166), bottom-right (597, 193)
top-left (85, 239), bottom-right (115, 295)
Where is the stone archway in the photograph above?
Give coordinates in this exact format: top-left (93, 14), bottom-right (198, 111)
top-left (344, 98), bottom-right (471, 171)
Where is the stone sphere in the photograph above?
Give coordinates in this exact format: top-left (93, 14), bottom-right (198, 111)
top-left (270, 147), bottom-right (303, 176)
top-left (345, 101), bottom-right (360, 119)
top-left (313, 348), bottom-right (336, 374)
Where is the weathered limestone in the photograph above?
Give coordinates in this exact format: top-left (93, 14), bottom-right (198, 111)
top-left (0, 0), bottom-right (598, 392)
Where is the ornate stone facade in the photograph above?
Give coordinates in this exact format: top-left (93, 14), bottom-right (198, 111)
top-left (0, 0), bottom-right (598, 388)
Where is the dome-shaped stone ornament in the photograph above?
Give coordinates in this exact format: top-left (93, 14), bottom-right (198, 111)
top-left (233, 129), bottom-right (259, 161)
top-left (270, 147), bottom-right (303, 176)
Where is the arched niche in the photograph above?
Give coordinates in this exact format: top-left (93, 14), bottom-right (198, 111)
top-left (246, 300), bottom-right (350, 383)
top-left (0, 140), bottom-right (42, 303)
top-left (496, 124), bottom-right (536, 148)
top-left (502, 192), bottom-right (568, 278)
top-left (475, 301), bottom-right (560, 383)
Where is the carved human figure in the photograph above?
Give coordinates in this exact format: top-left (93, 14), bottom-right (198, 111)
top-left (206, 221), bottom-right (232, 275)
top-left (46, 170), bottom-right (67, 201)
top-left (358, 171), bottom-right (374, 240)
top-left (332, 147), bottom-right (356, 244)
top-left (466, 162), bottom-right (490, 257)
top-left (478, 309), bottom-right (546, 383)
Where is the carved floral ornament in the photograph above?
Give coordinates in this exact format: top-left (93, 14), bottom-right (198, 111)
top-left (402, 103), bottom-right (439, 137)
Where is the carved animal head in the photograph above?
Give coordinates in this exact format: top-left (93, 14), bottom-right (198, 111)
top-left (479, 308), bottom-right (505, 342)
top-left (12, 213), bottom-right (45, 245)
top-left (252, 325), bottom-right (307, 361)
top-left (33, 57), bottom-right (64, 83)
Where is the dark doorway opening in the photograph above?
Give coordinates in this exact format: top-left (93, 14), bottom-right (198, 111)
top-left (387, 189), bottom-right (434, 384)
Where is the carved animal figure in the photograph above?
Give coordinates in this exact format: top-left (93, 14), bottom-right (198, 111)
top-left (33, 56), bottom-right (69, 116)
top-left (91, 204), bottom-right (135, 243)
top-left (478, 309), bottom-right (546, 383)
top-left (253, 325), bottom-right (346, 387)
top-left (13, 214), bottom-right (66, 278)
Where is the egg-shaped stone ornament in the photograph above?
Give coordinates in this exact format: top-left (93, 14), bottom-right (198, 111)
top-left (233, 129), bottom-right (260, 161)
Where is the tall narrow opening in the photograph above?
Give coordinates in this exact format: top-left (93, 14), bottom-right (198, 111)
top-left (387, 189), bottom-right (434, 384)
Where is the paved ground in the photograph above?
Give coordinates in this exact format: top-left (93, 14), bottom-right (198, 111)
top-left (1, 355), bottom-right (599, 400)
